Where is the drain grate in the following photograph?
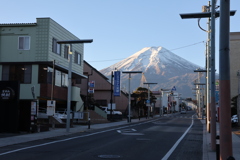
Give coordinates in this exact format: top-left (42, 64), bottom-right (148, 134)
top-left (98, 155), bottom-right (121, 159)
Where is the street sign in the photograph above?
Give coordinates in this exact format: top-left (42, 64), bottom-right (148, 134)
top-left (88, 81), bottom-right (95, 88)
top-left (171, 86), bottom-right (176, 91)
top-left (88, 88), bottom-right (94, 93)
top-left (146, 100), bottom-right (150, 106)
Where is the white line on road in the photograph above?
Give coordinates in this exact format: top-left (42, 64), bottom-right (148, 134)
top-left (161, 114), bottom-right (195, 160)
top-left (0, 118), bottom-right (159, 156)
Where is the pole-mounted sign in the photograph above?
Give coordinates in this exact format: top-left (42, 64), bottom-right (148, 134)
top-left (114, 71), bottom-right (121, 96)
top-left (171, 86), bottom-right (176, 92)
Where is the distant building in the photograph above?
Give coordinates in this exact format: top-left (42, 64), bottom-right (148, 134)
top-left (79, 61), bottom-right (129, 113)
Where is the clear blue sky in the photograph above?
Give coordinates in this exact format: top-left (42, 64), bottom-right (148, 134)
top-left (2, 0), bottom-right (239, 72)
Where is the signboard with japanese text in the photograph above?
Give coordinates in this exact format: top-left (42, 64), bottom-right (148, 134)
top-left (114, 71), bottom-right (121, 96)
top-left (31, 101), bottom-right (37, 115)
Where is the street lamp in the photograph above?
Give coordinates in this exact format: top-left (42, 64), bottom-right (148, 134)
top-left (143, 83), bottom-right (157, 119)
top-left (57, 39), bottom-right (93, 132)
top-left (122, 71), bottom-right (142, 122)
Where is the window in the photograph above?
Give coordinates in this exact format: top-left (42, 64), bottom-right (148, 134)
top-left (75, 78), bottom-right (81, 84)
top-left (55, 70), bottom-right (61, 87)
top-left (74, 51), bottom-right (81, 65)
top-left (61, 73), bottom-right (68, 87)
top-left (52, 38), bottom-right (61, 55)
top-left (64, 45), bottom-right (69, 59)
top-left (22, 65), bottom-right (32, 83)
top-left (38, 65), bottom-right (53, 84)
top-left (2, 65), bottom-right (10, 81)
top-left (18, 36), bottom-right (30, 50)
top-left (38, 66), bottom-right (69, 87)
top-left (2, 65), bottom-right (32, 84)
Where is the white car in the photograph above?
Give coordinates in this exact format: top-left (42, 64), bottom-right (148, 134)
top-left (101, 107), bottom-right (122, 115)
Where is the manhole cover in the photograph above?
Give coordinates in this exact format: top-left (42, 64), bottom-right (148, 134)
top-left (98, 155), bottom-right (121, 159)
top-left (136, 138), bottom-right (151, 141)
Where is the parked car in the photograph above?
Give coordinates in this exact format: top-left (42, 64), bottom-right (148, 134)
top-left (232, 115), bottom-right (238, 124)
top-left (181, 109), bottom-right (186, 114)
top-left (101, 107), bottom-right (122, 115)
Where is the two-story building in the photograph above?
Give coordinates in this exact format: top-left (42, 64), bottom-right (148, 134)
top-left (0, 18), bottom-right (87, 132)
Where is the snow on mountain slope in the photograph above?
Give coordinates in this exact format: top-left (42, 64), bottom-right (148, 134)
top-left (100, 46), bottom-right (203, 98)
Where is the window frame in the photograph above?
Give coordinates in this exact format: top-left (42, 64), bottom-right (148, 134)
top-left (18, 36), bottom-right (30, 50)
top-left (52, 38), bottom-right (61, 55)
top-left (2, 64), bottom-right (32, 84)
top-left (74, 51), bottom-right (81, 65)
top-left (64, 45), bottom-right (69, 59)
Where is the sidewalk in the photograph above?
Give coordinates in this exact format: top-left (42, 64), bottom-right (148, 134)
top-left (202, 120), bottom-right (240, 160)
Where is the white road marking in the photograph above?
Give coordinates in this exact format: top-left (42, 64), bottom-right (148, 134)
top-left (161, 114), bottom-right (195, 160)
top-left (0, 119), bottom-right (158, 156)
top-left (117, 128), bottom-right (143, 135)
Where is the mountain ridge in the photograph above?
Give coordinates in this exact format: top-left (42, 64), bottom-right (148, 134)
top-left (100, 46), bottom-right (203, 98)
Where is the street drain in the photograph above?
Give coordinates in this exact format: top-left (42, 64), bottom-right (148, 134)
top-left (98, 155), bottom-right (121, 159)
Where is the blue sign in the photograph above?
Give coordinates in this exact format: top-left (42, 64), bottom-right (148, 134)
top-left (114, 71), bottom-right (121, 96)
top-left (88, 88), bottom-right (94, 93)
top-left (171, 86), bottom-right (176, 91)
top-left (88, 81), bottom-right (95, 88)
top-left (215, 91), bottom-right (219, 103)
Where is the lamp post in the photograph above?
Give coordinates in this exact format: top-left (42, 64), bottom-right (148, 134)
top-left (122, 71), bottom-right (142, 122)
top-left (57, 39), bottom-right (93, 132)
top-left (143, 83), bottom-right (157, 119)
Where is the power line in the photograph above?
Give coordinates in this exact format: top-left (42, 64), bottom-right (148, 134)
top-left (88, 41), bottom-right (205, 63)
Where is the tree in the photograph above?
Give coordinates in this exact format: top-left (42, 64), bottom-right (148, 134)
top-left (131, 87), bottom-right (156, 117)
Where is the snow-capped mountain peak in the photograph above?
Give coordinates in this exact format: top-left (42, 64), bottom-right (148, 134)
top-left (100, 46), bottom-right (203, 98)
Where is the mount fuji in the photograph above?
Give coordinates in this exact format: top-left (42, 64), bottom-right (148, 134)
top-left (100, 46), bottom-right (203, 98)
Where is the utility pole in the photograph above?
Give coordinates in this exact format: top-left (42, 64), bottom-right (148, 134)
top-left (219, 0), bottom-right (233, 159)
top-left (122, 71), bottom-right (142, 122)
top-left (210, 0), bottom-right (217, 151)
top-left (206, 2), bottom-right (211, 133)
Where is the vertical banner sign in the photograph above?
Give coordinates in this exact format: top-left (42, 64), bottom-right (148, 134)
top-left (114, 71), bottom-right (121, 96)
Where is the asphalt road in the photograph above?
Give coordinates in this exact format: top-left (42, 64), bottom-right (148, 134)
top-left (0, 111), bottom-right (202, 160)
